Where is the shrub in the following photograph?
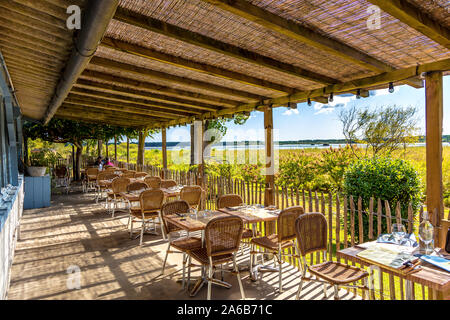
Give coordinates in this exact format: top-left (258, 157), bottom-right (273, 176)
top-left (343, 157), bottom-right (423, 241)
top-left (276, 151), bottom-right (318, 189)
top-left (317, 146), bottom-right (359, 190)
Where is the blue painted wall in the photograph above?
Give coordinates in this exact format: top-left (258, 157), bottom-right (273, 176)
top-left (24, 176), bottom-right (51, 210)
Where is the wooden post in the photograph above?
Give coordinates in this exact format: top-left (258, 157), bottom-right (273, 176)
top-left (137, 129), bottom-right (146, 171)
top-left (425, 71), bottom-right (444, 245)
top-left (162, 127), bottom-right (168, 179)
top-left (105, 139), bottom-right (109, 158)
top-left (193, 120), bottom-right (204, 186)
top-left (97, 139), bottom-right (102, 157)
top-left (114, 135), bottom-right (117, 162)
top-left (126, 136), bottom-right (130, 164)
top-left (264, 105), bottom-right (275, 207)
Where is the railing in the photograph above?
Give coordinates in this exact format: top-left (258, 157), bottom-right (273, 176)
top-left (112, 162), bottom-right (438, 300)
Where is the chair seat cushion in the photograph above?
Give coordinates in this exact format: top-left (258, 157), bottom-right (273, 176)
top-left (130, 207), bottom-right (159, 219)
top-left (308, 261), bottom-right (369, 285)
top-left (189, 247), bottom-right (234, 266)
top-left (250, 234), bottom-right (294, 250)
top-left (107, 192), bottom-right (123, 199)
top-left (171, 236), bottom-right (202, 252)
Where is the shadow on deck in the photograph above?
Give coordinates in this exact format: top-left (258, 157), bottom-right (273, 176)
top-left (7, 188), bottom-right (359, 300)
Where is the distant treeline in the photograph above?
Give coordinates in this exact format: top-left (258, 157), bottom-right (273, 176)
top-left (120, 135), bottom-right (450, 148)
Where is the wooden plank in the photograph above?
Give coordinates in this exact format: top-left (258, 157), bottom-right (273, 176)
top-left (113, 7), bottom-right (338, 85)
top-left (263, 106), bottom-right (275, 207)
top-left (425, 71), bottom-right (444, 242)
top-left (358, 196), bottom-right (364, 244)
top-left (385, 200), bottom-right (392, 234)
top-left (377, 198), bottom-right (382, 236)
top-left (367, 0), bottom-right (450, 49)
top-left (101, 37), bottom-right (295, 94)
top-left (349, 195), bottom-right (355, 247)
top-left (369, 197), bottom-right (374, 240)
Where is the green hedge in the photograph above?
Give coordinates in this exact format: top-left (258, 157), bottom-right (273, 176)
top-left (343, 157), bottom-right (423, 241)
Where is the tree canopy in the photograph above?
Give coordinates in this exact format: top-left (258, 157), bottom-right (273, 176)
top-left (338, 105), bottom-right (419, 157)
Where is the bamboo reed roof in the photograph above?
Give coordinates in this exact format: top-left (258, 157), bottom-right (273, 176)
top-left (1, 0), bottom-right (449, 128)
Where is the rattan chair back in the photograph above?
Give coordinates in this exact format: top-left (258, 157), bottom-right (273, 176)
top-left (161, 200), bottom-right (190, 234)
top-left (140, 189), bottom-right (165, 212)
top-left (295, 212), bottom-right (327, 257)
top-left (205, 216), bottom-right (243, 257)
top-left (86, 167), bottom-right (99, 177)
top-left (54, 166), bottom-right (68, 178)
top-left (111, 177), bottom-right (131, 193)
top-left (144, 176), bottom-right (162, 189)
top-left (180, 186), bottom-right (202, 207)
top-left (161, 179), bottom-right (177, 189)
top-left (217, 194), bottom-right (243, 209)
top-left (97, 172), bottom-right (119, 182)
top-left (121, 172), bottom-right (136, 179)
top-left (135, 172), bottom-right (148, 179)
top-left (127, 181), bottom-right (149, 193)
top-left (277, 206), bottom-right (305, 242)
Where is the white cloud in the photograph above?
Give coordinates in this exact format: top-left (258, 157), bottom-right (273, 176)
top-left (282, 108), bottom-right (299, 116)
top-left (372, 88), bottom-right (393, 96)
top-left (313, 95), bottom-right (356, 115)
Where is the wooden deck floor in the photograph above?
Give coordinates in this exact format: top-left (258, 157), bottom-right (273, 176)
top-left (7, 188), bottom-right (359, 300)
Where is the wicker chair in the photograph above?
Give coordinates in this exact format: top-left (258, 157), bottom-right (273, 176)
top-left (83, 167), bottom-right (99, 193)
top-left (160, 200), bottom-right (202, 288)
top-left (249, 206), bottom-right (304, 293)
top-left (161, 179), bottom-right (177, 189)
top-left (127, 181), bottom-right (149, 193)
top-left (107, 177), bottom-right (131, 217)
top-left (217, 194), bottom-right (257, 241)
top-left (129, 189), bottom-right (165, 245)
top-left (144, 176), bottom-right (162, 189)
top-left (180, 186), bottom-right (203, 209)
top-left (187, 216), bottom-right (245, 300)
top-left (294, 212), bottom-right (369, 300)
top-left (135, 172), bottom-right (148, 179)
top-left (122, 172), bottom-right (136, 179)
top-left (53, 166), bottom-right (70, 194)
top-left (95, 172), bottom-right (119, 204)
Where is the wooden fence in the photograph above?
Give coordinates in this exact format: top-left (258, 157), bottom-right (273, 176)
top-left (115, 163), bottom-right (439, 300)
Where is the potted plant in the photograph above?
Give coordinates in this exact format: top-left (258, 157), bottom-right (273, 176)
top-left (27, 149), bottom-right (49, 177)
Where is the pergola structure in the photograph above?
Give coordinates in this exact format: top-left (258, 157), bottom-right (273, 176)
top-left (0, 0), bottom-right (449, 246)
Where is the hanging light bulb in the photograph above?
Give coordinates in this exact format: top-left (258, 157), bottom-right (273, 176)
top-left (356, 89), bottom-right (361, 99)
top-left (329, 93), bottom-right (334, 103)
top-left (389, 82), bottom-right (394, 93)
top-left (307, 98), bottom-right (312, 106)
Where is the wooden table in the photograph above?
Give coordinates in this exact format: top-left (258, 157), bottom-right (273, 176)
top-left (337, 245), bottom-right (450, 300)
top-left (120, 187), bottom-right (182, 203)
top-left (219, 205), bottom-right (281, 279)
top-left (165, 211), bottom-right (230, 296)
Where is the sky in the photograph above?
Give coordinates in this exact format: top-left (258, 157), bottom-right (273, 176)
top-left (148, 75), bottom-right (450, 143)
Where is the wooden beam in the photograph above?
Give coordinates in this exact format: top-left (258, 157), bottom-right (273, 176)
top-left (149, 58), bottom-right (450, 129)
top-left (88, 57), bottom-right (266, 102)
top-left (73, 79), bottom-right (221, 111)
top-left (64, 96), bottom-right (183, 120)
top-left (54, 114), bottom-right (147, 128)
top-left (367, 0), bottom-right (449, 49)
top-left (90, 56), bottom-right (266, 102)
top-left (69, 87), bottom-right (204, 115)
top-left (58, 105), bottom-right (157, 124)
top-left (113, 7), bottom-right (338, 85)
top-left (425, 71), bottom-right (444, 242)
top-left (101, 37), bottom-right (295, 94)
top-left (264, 105), bottom-right (274, 207)
top-left (80, 69), bottom-right (239, 107)
top-left (311, 96), bottom-right (328, 104)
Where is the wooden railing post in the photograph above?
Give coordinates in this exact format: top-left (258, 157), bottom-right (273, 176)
top-left (263, 105), bottom-right (275, 207)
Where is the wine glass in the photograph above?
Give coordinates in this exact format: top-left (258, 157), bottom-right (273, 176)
top-left (391, 223), bottom-right (407, 244)
top-left (189, 208), bottom-right (198, 220)
top-left (419, 213), bottom-right (434, 254)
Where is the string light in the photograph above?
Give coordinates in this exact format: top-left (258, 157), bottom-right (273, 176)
top-left (389, 82), bottom-right (394, 93)
top-left (356, 89), bottom-right (361, 99)
top-left (329, 93), bottom-right (334, 103)
top-left (307, 98), bottom-right (312, 106)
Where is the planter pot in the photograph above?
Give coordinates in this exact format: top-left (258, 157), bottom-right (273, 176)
top-left (27, 166), bottom-right (47, 177)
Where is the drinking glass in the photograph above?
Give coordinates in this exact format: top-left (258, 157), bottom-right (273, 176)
top-left (391, 223), bottom-right (407, 244)
top-left (418, 212), bottom-right (434, 254)
top-left (189, 208), bottom-right (198, 220)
